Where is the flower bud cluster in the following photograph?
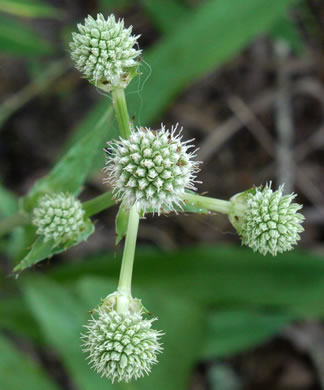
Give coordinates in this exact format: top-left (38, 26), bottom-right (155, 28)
top-left (70, 14), bottom-right (141, 91)
top-left (230, 183), bottom-right (304, 256)
top-left (32, 193), bottom-right (85, 246)
top-left (82, 304), bottom-right (162, 383)
top-left (104, 124), bottom-right (200, 213)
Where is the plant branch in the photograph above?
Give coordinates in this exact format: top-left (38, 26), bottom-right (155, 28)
top-left (181, 192), bottom-right (231, 215)
top-left (83, 191), bottom-right (116, 217)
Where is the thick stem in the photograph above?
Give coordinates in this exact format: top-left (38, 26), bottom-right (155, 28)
top-left (117, 205), bottom-right (140, 298)
top-left (181, 192), bottom-right (232, 215)
top-left (0, 212), bottom-right (29, 237)
top-left (111, 88), bottom-right (131, 139)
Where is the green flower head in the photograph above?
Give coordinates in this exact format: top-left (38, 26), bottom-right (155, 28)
top-left (230, 183), bottom-right (305, 256)
top-left (32, 193), bottom-right (86, 246)
top-left (70, 13), bottom-right (141, 92)
top-left (104, 124), bottom-right (201, 214)
top-left (82, 306), bottom-right (163, 382)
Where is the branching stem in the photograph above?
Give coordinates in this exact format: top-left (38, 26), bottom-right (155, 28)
top-left (181, 192), bottom-right (232, 215)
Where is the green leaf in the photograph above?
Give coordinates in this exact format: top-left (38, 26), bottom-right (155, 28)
top-left (140, 0), bottom-right (188, 34)
top-left (0, 184), bottom-right (20, 256)
top-left (0, 295), bottom-right (42, 344)
top-left (202, 310), bottom-right (293, 359)
top-left (76, 276), bottom-right (206, 390)
top-left (0, 185), bottom-right (18, 217)
top-left (23, 106), bottom-right (114, 212)
top-left (14, 218), bottom-right (94, 272)
top-left (51, 246), bottom-right (324, 317)
top-left (0, 0), bottom-right (61, 19)
top-left (58, 100), bottom-right (119, 175)
top-left (6, 223), bottom-right (36, 262)
top-left (0, 14), bottom-right (53, 56)
top-left (115, 203), bottom-right (129, 245)
top-left (0, 334), bottom-right (59, 390)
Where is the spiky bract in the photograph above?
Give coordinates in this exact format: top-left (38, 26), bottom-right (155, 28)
top-left (104, 124), bottom-right (200, 213)
top-left (82, 307), bottom-right (163, 382)
top-left (32, 193), bottom-right (85, 246)
top-left (70, 14), bottom-right (141, 91)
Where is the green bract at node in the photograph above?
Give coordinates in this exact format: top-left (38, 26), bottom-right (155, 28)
top-left (82, 307), bottom-right (163, 383)
top-left (70, 13), bottom-right (141, 92)
top-left (229, 183), bottom-right (305, 256)
top-left (32, 193), bottom-right (86, 246)
top-left (104, 124), bottom-right (201, 214)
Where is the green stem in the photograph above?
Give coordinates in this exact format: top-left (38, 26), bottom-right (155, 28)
top-left (181, 192), bottom-right (232, 215)
top-left (111, 88), bottom-right (131, 139)
top-left (83, 191), bottom-right (116, 217)
top-left (117, 205), bottom-right (140, 297)
top-left (111, 86), bottom-right (138, 313)
top-left (0, 212), bottom-right (29, 237)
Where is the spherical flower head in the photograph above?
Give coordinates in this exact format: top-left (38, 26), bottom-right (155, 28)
top-left (104, 124), bottom-right (201, 213)
top-left (82, 306), bottom-right (163, 382)
top-left (32, 193), bottom-right (86, 246)
top-left (70, 13), bottom-right (141, 92)
top-left (229, 183), bottom-right (304, 256)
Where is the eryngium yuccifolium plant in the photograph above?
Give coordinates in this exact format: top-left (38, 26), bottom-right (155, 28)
top-left (70, 14), bottom-right (141, 92)
top-left (104, 124), bottom-right (201, 213)
top-left (230, 183), bottom-right (304, 256)
top-left (82, 307), bottom-right (163, 382)
top-left (32, 193), bottom-right (86, 246)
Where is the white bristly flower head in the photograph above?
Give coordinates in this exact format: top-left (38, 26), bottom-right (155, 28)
top-left (104, 124), bottom-right (201, 213)
top-left (82, 306), bottom-right (163, 383)
top-left (32, 193), bottom-right (86, 246)
top-left (70, 13), bottom-right (141, 92)
top-left (229, 183), bottom-right (304, 256)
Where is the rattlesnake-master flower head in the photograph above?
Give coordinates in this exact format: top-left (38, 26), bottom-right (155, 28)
top-left (70, 13), bottom-right (141, 92)
top-left (229, 183), bottom-right (304, 256)
top-left (32, 193), bottom-right (86, 246)
top-left (104, 124), bottom-right (201, 213)
top-left (82, 305), bottom-right (163, 382)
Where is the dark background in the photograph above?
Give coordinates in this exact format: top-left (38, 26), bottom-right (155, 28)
top-left (1, 0), bottom-right (324, 389)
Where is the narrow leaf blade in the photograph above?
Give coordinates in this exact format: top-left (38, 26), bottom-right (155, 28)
top-left (14, 219), bottom-right (94, 272)
top-left (0, 0), bottom-right (60, 19)
top-left (0, 14), bottom-right (53, 56)
top-left (23, 107), bottom-right (114, 212)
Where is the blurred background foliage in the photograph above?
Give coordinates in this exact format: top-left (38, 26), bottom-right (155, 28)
top-left (1, 0), bottom-right (324, 389)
